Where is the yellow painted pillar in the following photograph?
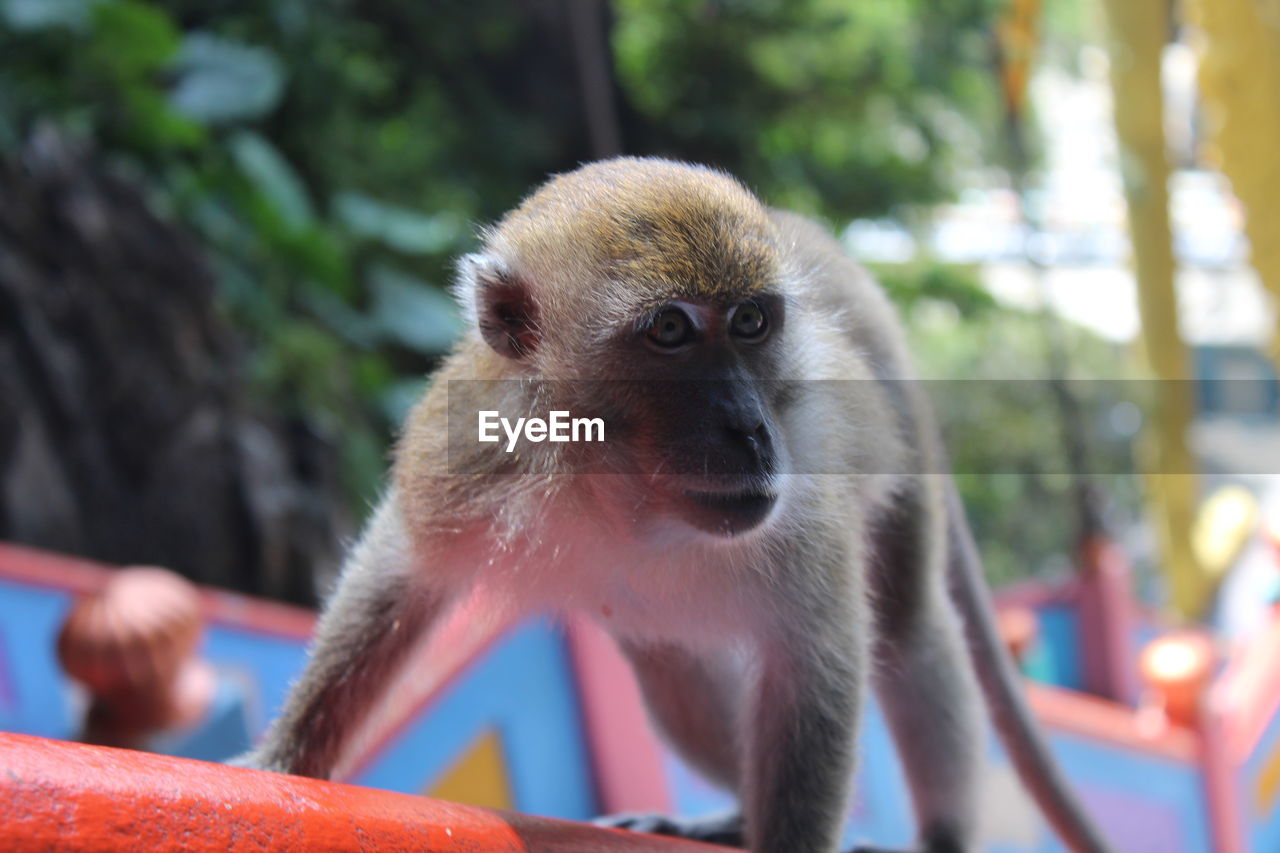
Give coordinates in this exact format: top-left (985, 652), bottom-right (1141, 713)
top-left (1101, 0), bottom-right (1206, 618)
top-left (1185, 0), bottom-right (1280, 363)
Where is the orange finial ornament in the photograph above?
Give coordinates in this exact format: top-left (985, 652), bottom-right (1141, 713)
top-left (57, 566), bottom-right (216, 748)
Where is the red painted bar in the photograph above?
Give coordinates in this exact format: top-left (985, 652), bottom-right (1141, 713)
top-left (0, 542), bottom-right (316, 641)
top-left (1219, 616), bottom-right (1280, 761)
top-left (992, 575), bottom-right (1081, 610)
top-left (1076, 537), bottom-right (1139, 705)
top-left (1200, 688), bottom-right (1246, 853)
top-left (1027, 683), bottom-right (1198, 762)
top-left (0, 733), bottom-right (730, 853)
top-left (566, 617), bottom-right (673, 814)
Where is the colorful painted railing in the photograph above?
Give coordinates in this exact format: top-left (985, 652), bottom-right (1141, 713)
top-left (0, 732), bottom-right (727, 853)
top-left (5, 540), bottom-right (1280, 851)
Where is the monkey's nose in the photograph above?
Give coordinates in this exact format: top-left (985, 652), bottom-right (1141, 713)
top-left (727, 421), bottom-right (771, 466)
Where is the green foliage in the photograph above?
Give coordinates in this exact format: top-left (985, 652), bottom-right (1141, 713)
top-left (868, 259), bottom-right (997, 318)
top-left (904, 296), bottom-right (1144, 585)
top-left (0, 0), bottom-right (1019, 525)
top-left (0, 0), bottom-right (489, 504)
top-left (613, 0), bottom-right (1001, 220)
top-left (170, 34), bottom-right (284, 126)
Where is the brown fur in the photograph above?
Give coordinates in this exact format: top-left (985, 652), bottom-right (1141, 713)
top-left (248, 157), bottom-right (1112, 853)
top-left (491, 158), bottom-right (778, 307)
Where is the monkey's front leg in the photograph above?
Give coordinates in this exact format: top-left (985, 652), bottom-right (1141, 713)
top-left (595, 640), bottom-right (747, 846)
top-left (743, 615), bottom-right (865, 853)
top-left (241, 494), bottom-right (448, 778)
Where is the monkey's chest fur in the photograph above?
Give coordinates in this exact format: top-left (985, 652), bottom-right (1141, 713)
top-left (412, 468), bottom-right (881, 655)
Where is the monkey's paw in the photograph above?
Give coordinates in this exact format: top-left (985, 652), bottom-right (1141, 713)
top-left (594, 810), bottom-right (745, 847)
top-left (224, 749), bottom-right (260, 769)
top-left (224, 748), bottom-right (287, 774)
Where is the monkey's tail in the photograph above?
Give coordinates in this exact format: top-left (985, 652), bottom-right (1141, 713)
top-left (944, 482), bottom-right (1114, 853)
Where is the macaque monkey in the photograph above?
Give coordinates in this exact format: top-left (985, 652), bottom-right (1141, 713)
top-left (243, 158), bottom-right (1111, 853)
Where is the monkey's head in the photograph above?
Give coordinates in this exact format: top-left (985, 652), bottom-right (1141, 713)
top-left (456, 158), bottom-right (796, 540)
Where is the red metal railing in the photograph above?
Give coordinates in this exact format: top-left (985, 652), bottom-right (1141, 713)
top-left (0, 733), bottom-right (729, 852)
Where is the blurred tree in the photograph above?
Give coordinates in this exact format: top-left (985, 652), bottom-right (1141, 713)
top-left (0, 129), bottom-right (339, 602)
top-left (613, 0), bottom-right (1000, 221)
top-left (873, 262), bottom-right (1143, 586)
top-left (0, 0), bottom-right (1016, 598)
top-left (911, 302), bottom-right (1142, 586)
top-left (1101, 0), bottom-right (1203, 618)
top-left (1186, 0), bottom-right (1280, 366)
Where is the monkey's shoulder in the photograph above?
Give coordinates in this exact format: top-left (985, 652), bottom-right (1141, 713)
top-left (767, 208), bottom-right (914, 377)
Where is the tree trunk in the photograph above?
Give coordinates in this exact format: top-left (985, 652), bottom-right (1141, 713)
top-left (0, 129), bottom-right (342, 605)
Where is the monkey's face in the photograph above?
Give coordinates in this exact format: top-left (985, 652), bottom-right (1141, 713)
top-left (461, 158), bottom-right (795, 540)
top-left (581, 293), bottom-right (791, 540)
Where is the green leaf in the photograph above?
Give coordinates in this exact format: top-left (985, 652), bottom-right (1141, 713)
top-left (1, 0), bottom-right (96, 31)
top-left (229, 130), bottom-right (313, 229)
top-left (333, 191), bottom-right (461, 255)
top-left (90, 0), bottom-right (181, 76)
top-left (301, 287), bottom-right (379, 348)
top-left (122, 85), bottom-right (204, 149)
top-left (368, 264), bottom-right (462, 354)
top-left (170, 33), bottom-right (284, 125)
top-left (380, 377), bottom-right (428, 425)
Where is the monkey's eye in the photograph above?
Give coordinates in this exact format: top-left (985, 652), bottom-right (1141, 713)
top-left (645, 307), bottom-right (695, 349)
top-left (729, 302), bottom-right (769, 342)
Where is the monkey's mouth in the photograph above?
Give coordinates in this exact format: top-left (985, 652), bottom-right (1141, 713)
top-left (682, 488), bottom-right (777, 536)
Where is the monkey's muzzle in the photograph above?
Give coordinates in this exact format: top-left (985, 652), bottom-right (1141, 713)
top-left (681, 486), bottom-right (777, 537)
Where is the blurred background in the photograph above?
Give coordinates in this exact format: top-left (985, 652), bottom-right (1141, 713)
top-left (4, 0), bottom-right (1276, 613)
top-left (2, 1), bottom-right (1280, 845)
top-left (0, 0), bottom-right (1268, 647)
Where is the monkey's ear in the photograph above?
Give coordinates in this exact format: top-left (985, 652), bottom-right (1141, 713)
top-left (456, 253), bottom-right (541, 359)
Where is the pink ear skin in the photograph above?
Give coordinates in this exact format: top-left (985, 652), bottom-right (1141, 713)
top-left (468, 255), bottom-right (540, 359)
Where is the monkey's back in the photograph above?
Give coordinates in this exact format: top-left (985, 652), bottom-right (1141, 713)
top-left (768, 209), bottom-right (916, 383)
top-left (769, 207), bottom-right (950, 537)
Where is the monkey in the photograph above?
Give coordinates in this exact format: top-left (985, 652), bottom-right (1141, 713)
top-left (240, 157), bottom-right (1112, 853)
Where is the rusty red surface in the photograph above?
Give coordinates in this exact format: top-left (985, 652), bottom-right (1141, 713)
top-left (0, 733), bottom-right (729, 853)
